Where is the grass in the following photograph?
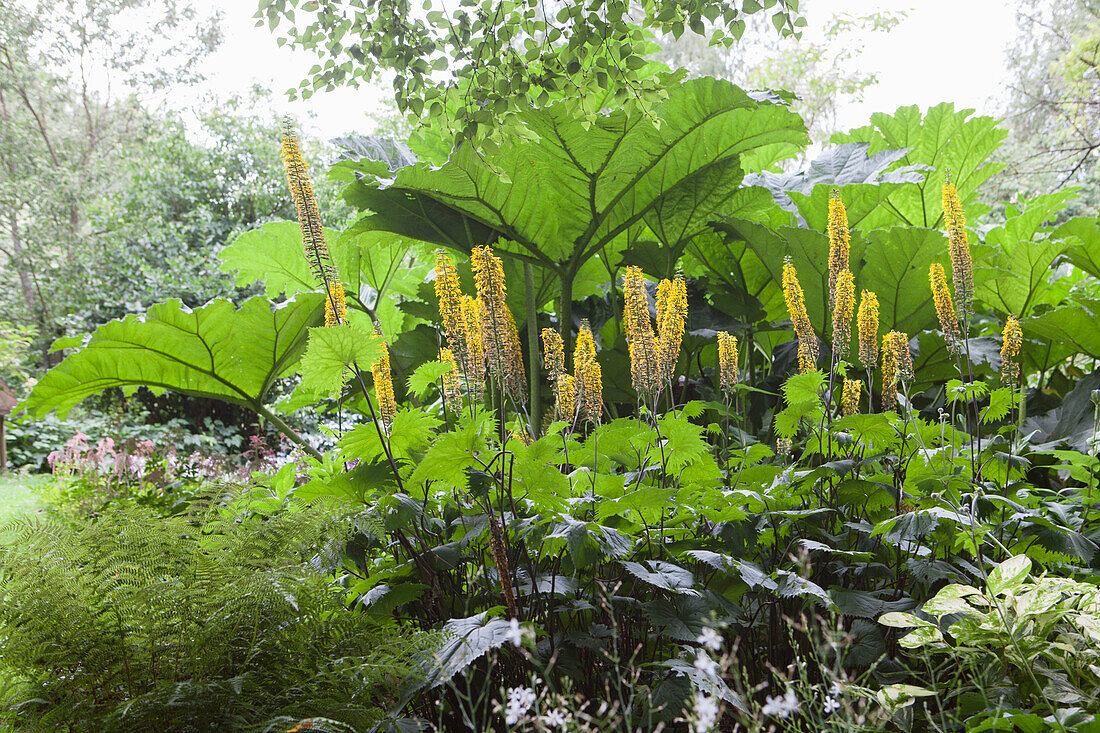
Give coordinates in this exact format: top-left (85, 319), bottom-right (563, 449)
top-left (0, 473), bottom-right (46, 537)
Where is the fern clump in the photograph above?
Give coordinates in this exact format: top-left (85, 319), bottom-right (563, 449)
top-left (0, 496), bottom-right (427, 732)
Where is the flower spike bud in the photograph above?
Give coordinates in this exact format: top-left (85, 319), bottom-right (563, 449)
top-left (881, 331), bottom-right (913, 414)
top-left (282, 119), bottom-right (345, 326)
top-left (827, 189), bottom-right (850, 295)
top-left (942, 173), bottom-right (974, 320)
top-left (929, 263), bottom-right (961, 353)
top-left (371, 324), bottom-right (397, 433)
top-left (439, 347), bottom-right (463, 412)
top-left (717, 331), bottom-right (739, 394)
top-left (857, 290), bottom-right (879, 371)
top-left (472, 245), bottom-right (526, 403)
top-left (541, 328), bottom-right (565, 380)
top-left (555, 373), bottom-right (576, 422)
top-left (831, 270), bottom-right (855, 359)
top-left (656, 274), bottom-right (688, 385)
top-left (782, 257), bottom-right (818, 373)
top-left (622, 266), bottom-right (661, 399)
top-left (461, 295), bottom-right (485, 399)
top-left (434, 251), bottom-right (467, 360)
top-left (573, 320), bottom-right (603, 424)
top-left (1001, 315), bottom-right (1023, 385)
top-left (841, 378), bottom-right (862, 417)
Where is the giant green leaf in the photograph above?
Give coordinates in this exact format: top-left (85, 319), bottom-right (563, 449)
top-left (975, 193), bottom-right (1078, 318)
top-left (857, 227), bottom-right (946, 339)
top-left (711, 218), bottom-right (836, 334)
top-left (1055, 215), bottom-right (1100, 280)
top-left (220, 220), bottom-right (433, 337)
top-left (219, 222), bottom-right (362, 303)
top-left (341, 78), bottom-right (807, 316)
top-left (831, 104), bottom-right (1008, 229)
top-left (747, 143), bottom-right (929, 229)
top-left (23, 295), bottom-right (324, 417)
top-left (1026, 297), bottom-right (1100, 360)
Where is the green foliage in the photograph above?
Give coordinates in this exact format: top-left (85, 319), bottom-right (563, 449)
top-left (22, 296), bottom-right (323, 418)
top-left (18, 39), bottom-right (1100, 731)
top-left (881, 556), bottom-right (1100, 728)
top-left (257, 0), bottom-right (804, 143)
top-left (0, 497), bottom-right (427, 731)
top-left (299, 324), bottom-right (384, 399)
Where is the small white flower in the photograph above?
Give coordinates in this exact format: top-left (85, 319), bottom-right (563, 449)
top-left (541, 708), bottom-right (569, 728)
top-left (691, 692), bottom-right (720, 732)
top-left (693, 650), bottom-right (718, 677)
top-left (505, 618), bottom-right (524, 647)
top-left (505, 686), bottom-right (536, 725)
top-left (830, 680), bottom-right (844, 696)
top-left (696, 627), bottom-right (722, 652)
top-left (761, 687), bottom-right (799, 719)
top-left (823, 695), bottom-right (840, 714)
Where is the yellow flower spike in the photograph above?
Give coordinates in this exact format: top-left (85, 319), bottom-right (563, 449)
top-left (622, 266), bottom-right (661, 399)
top-left (881, 331), bottom-right (913, 414)
top-left (323, 281), bottom-right (348, 328)
top-left (371, 326), bottom-right (397, 433)
top-left (502, 307), bottom-right (527, 404)
top-left (827, 189), bottom-right (851, 295)
top-left (929, 263), bottom-right (961, 353)
top-left (282, 120), bottom-right (346, 326)
top-left (1001, 315), bottom-right (1023, 385)
top-left (841, 378), bottom-right (862, 417)
top-left (782, 257), bottom-right (818, 373)
top-left (460, 295), bottom-right (485, 399)
top-left (776, 437), bottom-right (792, 456)
top-left (942, 175), bottom-right (974, 319)
top-left (656, 275), bottom-right (688, 385)
top-left (717, 331), bottom-right (739, 394)
top-left (556, 373), bottom-right (576, 422)
top-left (831, 270), bottom-right (855, 359)
top-left (541, 328), bottom-right (565, 380)
top-left (434, 251), bottom-right (467, 359)
top-left (857, 290), bottom-right (880, 371)
top-left (439, 347), bottom-right (463, 412)
top-left (471, 245), bottom-right (526, 402)
top-left (573, 320), bottom-right (603, 424)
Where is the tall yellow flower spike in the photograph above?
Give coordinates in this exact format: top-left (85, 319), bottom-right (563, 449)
top-left (717, 331), bottom-right (739, 394)
top-left (881, 331), bottom-right (913, 414)
top-left (857, 290), bottom-right (879, 371)
top-left (282, 120), bottom-right (346, 326)
top-left (827, 189), bottom-right (850, 295)
top-left (573, 321), bottom-right (603, 424)
top-left (656, 275), bottom-right (687, 385)
top-left (841, 378), bottom-right (862, 417)
top-left (1001, 315), bottom-right (1023, 385)
top-left (831, 270), bottom-right (855, 359)
top-left (929, 263), bottom-right (961, 353)
top-left (556, 373), bottom-right (576, 422)
top-left (461, 295), bottom-right (485, 399)
top-left (542, 328), bottom-right (574, 421)
top-left (439, 347), bottom-right (463, 412)
top-left (371, 326), bottom-right (397, 432)
top-left (942, 175), bottom-right (974, 319)
top-left (471, 245), bottom-right (526, 402)
top-left (434, 251), bottom-right (467, 359)
top-left (782, 258), bottom-right (818, 373)
top-left (622, 266), bottom-right (661, 399)
top-left (541, 328), bottom-right (565, 380)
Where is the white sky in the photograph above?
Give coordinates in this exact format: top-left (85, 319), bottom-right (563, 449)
top-left (191, 0), bottom-right (1021, 140)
